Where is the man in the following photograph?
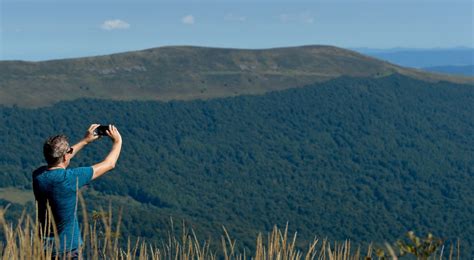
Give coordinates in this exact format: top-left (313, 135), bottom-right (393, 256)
top-left (32, 124), bottom-right (122, 258)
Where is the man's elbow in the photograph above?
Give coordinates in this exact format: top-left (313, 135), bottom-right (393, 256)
top-left (109, 163), bottom-right (116, 170)
top-left (103, 159), bottom-right (117, 170)
top-left (92, 162), bottom-right (116, 180)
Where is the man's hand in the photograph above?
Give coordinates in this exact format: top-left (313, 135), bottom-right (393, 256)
top-left (106, 125), bottom-right (122, 144)
top-left (84, 124), bottom-right (101, 144)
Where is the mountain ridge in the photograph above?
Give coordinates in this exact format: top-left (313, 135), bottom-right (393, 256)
top-left (1, 45), bottom-right (472, 107)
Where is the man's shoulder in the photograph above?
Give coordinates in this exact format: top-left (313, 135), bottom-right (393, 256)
top-left (63, 167), bottom-right (93, 181)
top-left (32, 166), bottom-right (48, 179)
top-left (65, 166), bottom-right (93, 174)
top-left (33, 165), bottom-right (48, 173)
top-left (64, 167), bottom-right (94, 188)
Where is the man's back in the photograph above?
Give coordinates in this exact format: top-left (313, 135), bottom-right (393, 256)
top-left (32, 166), bottom-right (93, 253)
top-left (33, 125), bottom-right (122, 256)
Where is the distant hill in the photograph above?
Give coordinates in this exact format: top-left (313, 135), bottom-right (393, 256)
top-left (423, 65), bottom-right (474, 76)
top-left (355, 47), bottom-right (474, 68)
top-left (1, 45), bottom-right (471, 107)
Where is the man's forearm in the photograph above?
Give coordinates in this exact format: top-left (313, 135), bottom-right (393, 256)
top-left (91, 140), bottom-right (122, 180)
top-left (70, 139), bottom-right (89, 158)
top-left (103, 141), bottom-right (122, 167)
top-left (90, 125), bottom-right (122, 180)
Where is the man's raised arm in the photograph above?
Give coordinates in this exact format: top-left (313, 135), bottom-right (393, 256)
top-left (70, 124), bottom-right (100, 158)
top-left (92, 125), bottom-right (122, 180)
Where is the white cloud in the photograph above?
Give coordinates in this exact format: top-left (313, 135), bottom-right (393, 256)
top-left (100, 19), bottom-right (130, 30)
top-left (225, 13), bottom-right (247, 22)
top-left (182, 15), bottom-right (195, 25)
top-left (279, 12), bottom-right (315, 24)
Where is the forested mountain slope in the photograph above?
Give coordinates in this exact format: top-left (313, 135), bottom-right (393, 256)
top-left (0, 74), bottom-right (473, 256)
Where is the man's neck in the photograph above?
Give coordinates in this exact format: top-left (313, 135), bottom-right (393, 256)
top-left (47, 163), bottom-right (66, 170)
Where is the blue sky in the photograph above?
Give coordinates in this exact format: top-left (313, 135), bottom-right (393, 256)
top-left (1, 0), bottom-right (473, 61)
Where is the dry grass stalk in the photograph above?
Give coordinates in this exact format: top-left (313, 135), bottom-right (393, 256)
top-left (0, 200), bottom-right (463, 260)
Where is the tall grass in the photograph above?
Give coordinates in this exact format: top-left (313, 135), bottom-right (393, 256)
top-left (0, 196), bottom-right (461, 259)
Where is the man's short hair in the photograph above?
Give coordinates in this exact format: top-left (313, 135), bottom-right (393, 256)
top-left (43, 135), bottom-right (70, 166)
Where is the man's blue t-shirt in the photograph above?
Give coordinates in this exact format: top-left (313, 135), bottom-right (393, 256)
top-left (32, 166), bottom-right (93, 253)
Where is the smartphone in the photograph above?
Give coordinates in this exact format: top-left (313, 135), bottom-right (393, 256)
top-left (94, 125), bottom-right (109, 136)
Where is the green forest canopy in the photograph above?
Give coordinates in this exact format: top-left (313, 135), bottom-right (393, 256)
top-left (0, 74), bottom-right (473, 256)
